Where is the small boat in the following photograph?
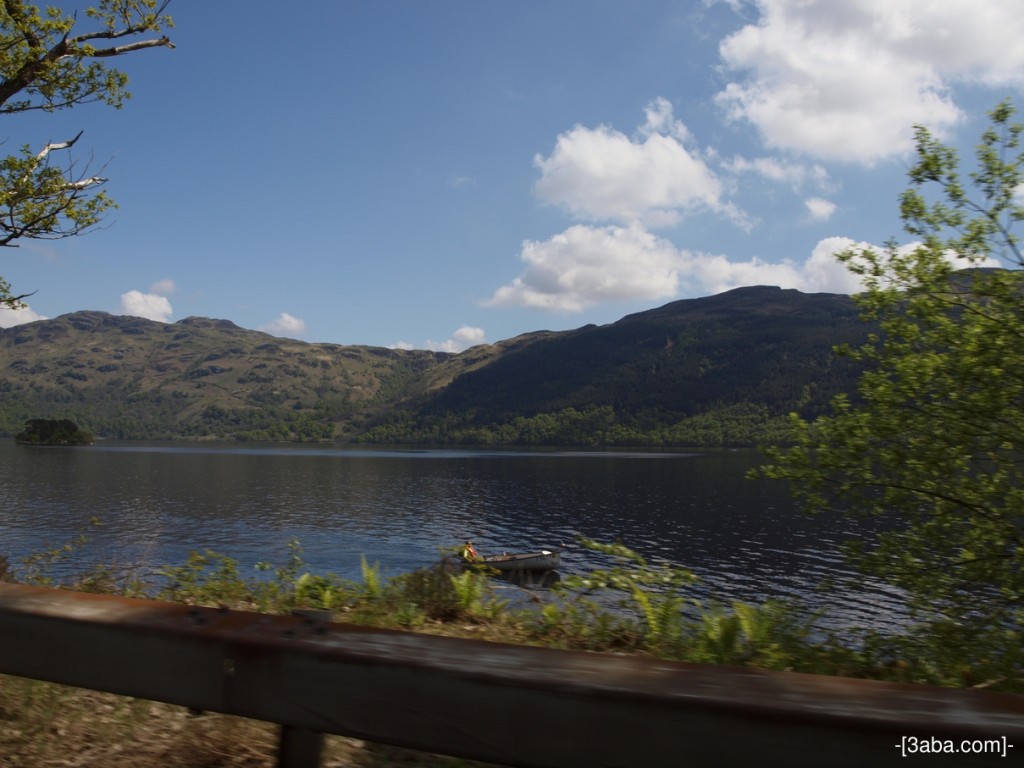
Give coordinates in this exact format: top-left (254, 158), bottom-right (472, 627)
top-left (465, 549), bottom-right (561, 572)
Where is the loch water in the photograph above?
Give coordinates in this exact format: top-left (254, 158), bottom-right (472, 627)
top-left (0, 440), bottom-right (908, 634)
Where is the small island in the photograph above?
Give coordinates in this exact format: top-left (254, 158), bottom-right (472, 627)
top-left (15, 418), bottom-right (95, 446)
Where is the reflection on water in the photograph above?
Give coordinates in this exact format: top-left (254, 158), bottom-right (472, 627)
top-left (0, 441), bottom-right (907, 634)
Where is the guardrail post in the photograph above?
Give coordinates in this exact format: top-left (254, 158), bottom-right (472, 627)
top-left (277, 725), bottom-right (324, 768)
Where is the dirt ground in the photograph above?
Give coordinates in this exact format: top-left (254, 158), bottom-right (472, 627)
top-left (0, 680), bottom-right (500, 768)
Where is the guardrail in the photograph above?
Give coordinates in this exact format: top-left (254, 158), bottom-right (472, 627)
top-left (0, 582), bottom-right (1021, 767)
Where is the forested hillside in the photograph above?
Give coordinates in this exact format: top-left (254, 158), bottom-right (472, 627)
top-left (0, 286), bottom-right (872, 446)
top-left (359, 286), bottom-right (871, 446)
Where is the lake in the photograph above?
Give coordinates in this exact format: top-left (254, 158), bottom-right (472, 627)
top-left (0, 440), bottom-right (908, 634)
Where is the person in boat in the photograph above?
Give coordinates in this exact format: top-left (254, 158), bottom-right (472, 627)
top-left (460, 540), bottom-right (479, 560)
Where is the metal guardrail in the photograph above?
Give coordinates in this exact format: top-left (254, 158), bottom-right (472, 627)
top-left (0, 582), bottom-right (1021, 767)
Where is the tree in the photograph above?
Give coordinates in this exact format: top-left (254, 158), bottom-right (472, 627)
top-left (759, 102), bottom-right (1024, 671)
top-left (0, 0), bottom-right (174, 310)
top-left (16, 417), bottom-right (93, 444)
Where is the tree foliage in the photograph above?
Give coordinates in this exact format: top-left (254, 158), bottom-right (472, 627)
top-left (16, 416), bottom-right (93, 444)
top-left (760, 102), bottom-right (1024, 666)
top-left (356, 402), bottom-right (797, 447)
top-left (0, 0), bottom-right (174, 310)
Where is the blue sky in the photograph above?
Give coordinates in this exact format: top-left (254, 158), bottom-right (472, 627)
top-left (2, 0), bottom-right (1023, 350)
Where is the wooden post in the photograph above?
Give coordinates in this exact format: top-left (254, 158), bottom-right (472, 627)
top-left (277, 725), bottom-right (324, 768)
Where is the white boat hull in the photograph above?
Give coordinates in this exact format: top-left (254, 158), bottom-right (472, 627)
top-left (468, 550), bottom-right (561, 572)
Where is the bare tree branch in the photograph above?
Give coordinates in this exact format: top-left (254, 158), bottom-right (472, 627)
top-left (66, 0), bottom-right (174, 52)
top-left (82, 36), bottom-right (175, 56)
top-left (35, 130), bottom-right (84, 159)
top-left (64, 175), bottom-right (107, 190)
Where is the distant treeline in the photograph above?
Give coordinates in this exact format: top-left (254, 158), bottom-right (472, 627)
top-left (356, 403), bottom-right (795, 448)
top-left (0, 401), bottom-right (798, 447)
top-left (0, 396), bottom-right (802, 447)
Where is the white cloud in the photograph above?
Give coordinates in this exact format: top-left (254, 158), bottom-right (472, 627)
top-left (487, 224), bottom-right (883, 311)
top-left (0, 303), bottom-right (46, 328)
top-left (149, 278), bottom-right (176, 295)
top-left (805, 197), bottom-right (837, 221)
top-left (454, 326), bottom-right (486, 347)
top-left (260, 312), bottom-right (307, 338)
top-left (795, 237), bottom-right (874, 294)
top-left (119, 290), bottom-right (173, 322)
top-left (639, 96), bottom-right (692, 142)
top-left (837, 238), bottom-right (1003, 287)
top-left (723, 155), bottom-right (830, 190)
top-left (681, 236), bottom-right (868, 296)
top-left (485, 224), bottom-right (686, 311)
top-left (716, 0), bottom-right (1024, 164)
top-left (533, 98), bottom-right (744, 228)
top-left (426, 326), bottom-right (487, 353)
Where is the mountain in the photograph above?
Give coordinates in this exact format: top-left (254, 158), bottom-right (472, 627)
top-left (363, 285), bottom-right (871, 445)
top-left (0, 287), bottom-right (872, 445)
top-left (0, 311), bottom-right (447, 441)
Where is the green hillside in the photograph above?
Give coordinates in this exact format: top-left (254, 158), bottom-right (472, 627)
top-left (0, 287), bottom-right (872, 445)
top-left (0, 311), bottom-right (446, 441)
top-left (362, 286), bottom-right (873, 446)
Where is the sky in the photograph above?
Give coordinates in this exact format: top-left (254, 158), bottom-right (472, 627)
top-left (1, 0), bottom-right (1023, 351)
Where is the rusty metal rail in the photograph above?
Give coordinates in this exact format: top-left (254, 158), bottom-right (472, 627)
top-left (0, 582), bottom-right (1021, 767)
